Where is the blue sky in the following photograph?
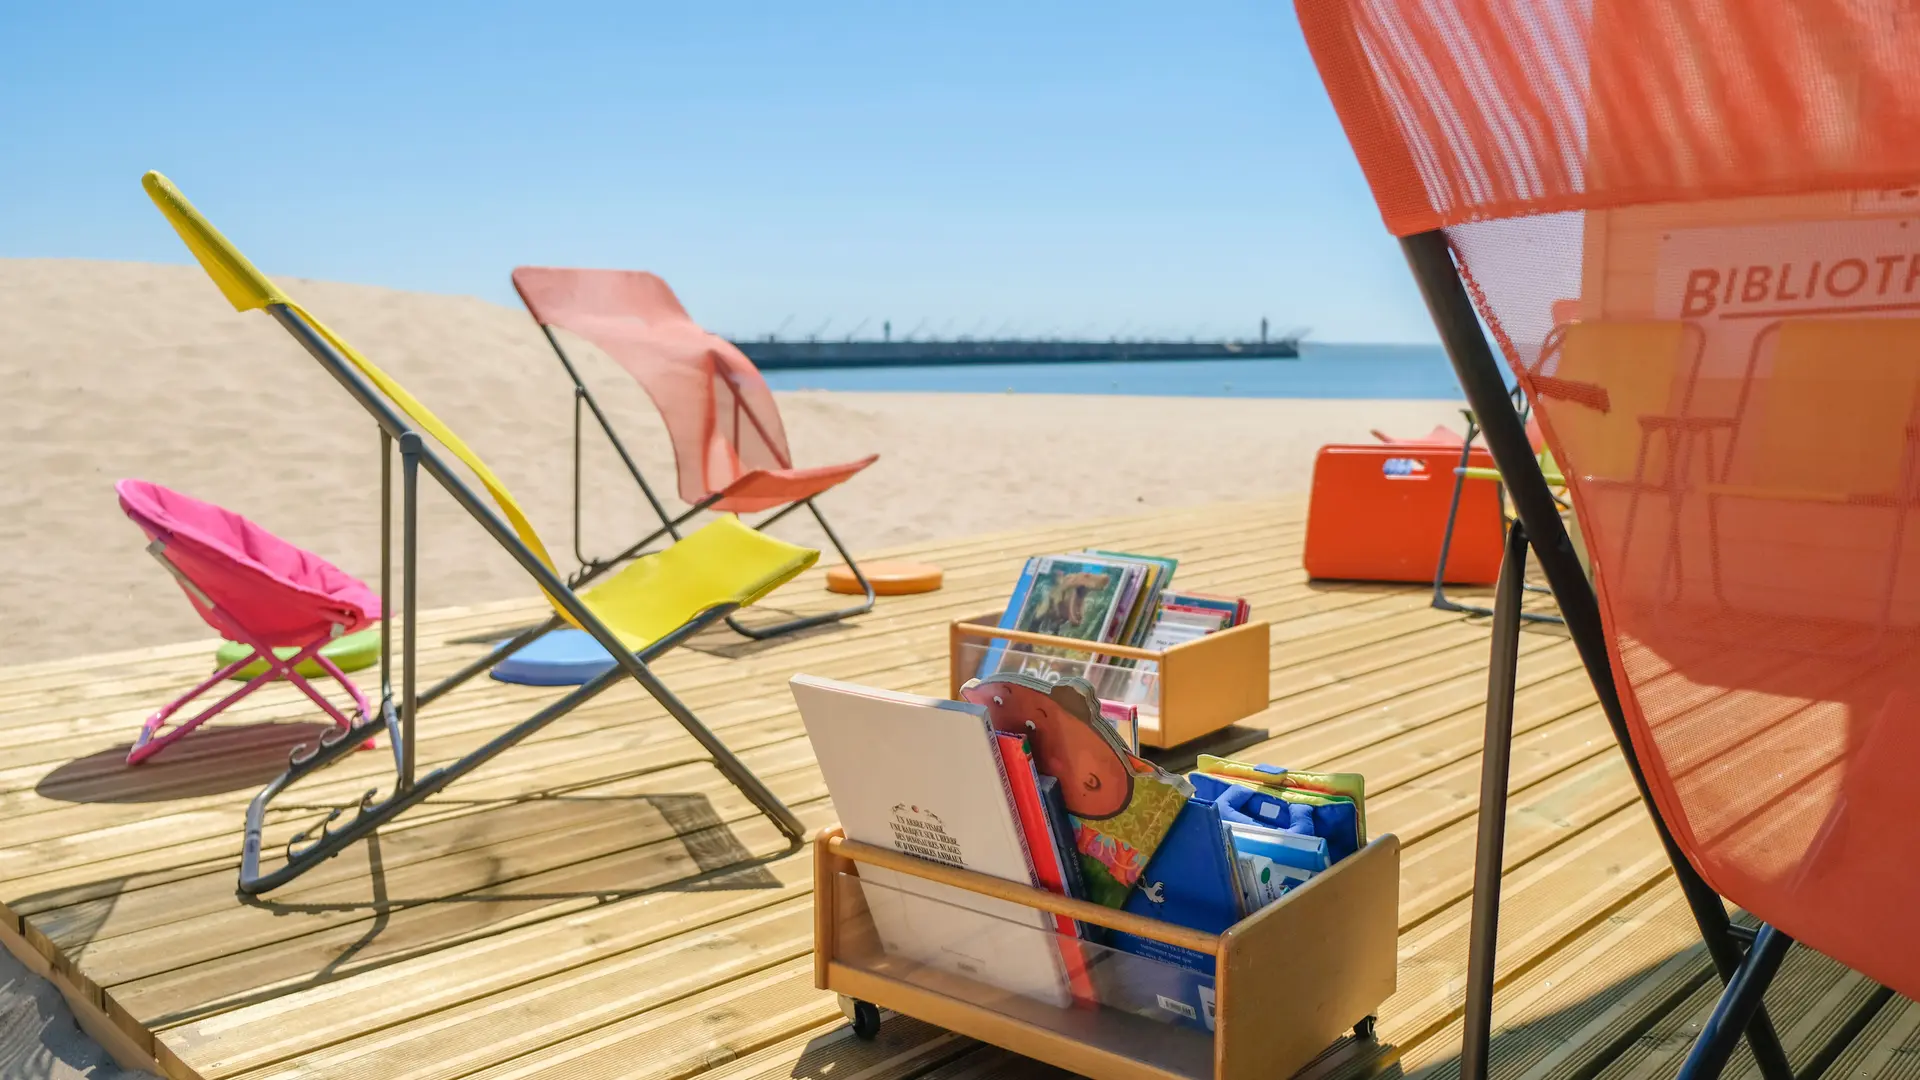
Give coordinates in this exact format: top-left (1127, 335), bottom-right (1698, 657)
top-left (1, 1), bottom-right (1436, 343)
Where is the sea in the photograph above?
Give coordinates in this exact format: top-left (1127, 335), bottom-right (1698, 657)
top-left (758, 342), bottom-right (1494, 399)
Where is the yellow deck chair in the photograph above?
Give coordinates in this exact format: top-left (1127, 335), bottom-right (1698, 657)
top-left (1443, 320), bottom-right (1700, 608)
top-left (141, 172), bottom-right (817, 894)
top-left (1700, 319), bottom-right (1920, 624)
top-left (1532, 320), bottom-right (1701, 598)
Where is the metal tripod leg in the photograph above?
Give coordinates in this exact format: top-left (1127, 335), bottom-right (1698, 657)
top-left (1458, 520), bottom-right (1529, 1080)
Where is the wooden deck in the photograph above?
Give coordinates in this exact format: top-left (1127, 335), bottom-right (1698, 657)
top-left (0, 496), bottom-right (1901, 1080)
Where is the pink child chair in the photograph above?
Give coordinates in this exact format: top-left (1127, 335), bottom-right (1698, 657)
top-left (116, 479), bottom-right (381, 765)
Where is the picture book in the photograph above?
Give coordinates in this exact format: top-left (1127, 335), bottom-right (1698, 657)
top-left (978, 556), bottom-right (1045, 679)
top-left (1100, 795), bottom-right (1242, 1033)
top-left (789, 674), bottom-right (1071, 1007)
top-left (1192, 757), bottom-right (1366, 863)
top-left (1014, 555), bottom-right (1137, 649)
top-left (960, 673), bottom-right (1190, 908)
top-left (1081, 550), bottom-right (1179, 646)
top-left (1098, 698), bottom-right (1140, 753)
top-left (1036, 774), bottom-right (1089, 905)
top-left (1224, 822), bottom-right (1329, 910)
top-left (1160, 590), bottom-right (1246, 628)
top-left (995, 731), bottom-right (1096, 1002)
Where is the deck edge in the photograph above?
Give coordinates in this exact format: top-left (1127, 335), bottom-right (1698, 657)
top-left (1, 909), bottom-right (180, 1078)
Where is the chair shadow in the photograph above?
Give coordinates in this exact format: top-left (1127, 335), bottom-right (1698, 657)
top-left (34, 721), bottom-right (335, 804)
top-left (682, 613), bottom-right (849, 659)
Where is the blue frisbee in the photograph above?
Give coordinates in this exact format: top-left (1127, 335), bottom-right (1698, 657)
top-left (489, 629), bottom-right (617, 686)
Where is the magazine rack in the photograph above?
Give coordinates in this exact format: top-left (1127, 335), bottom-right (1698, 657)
top-left (814, 828), bottom-right (1398, 1080)
top-left (948, 611), bottom-right (1271, 749)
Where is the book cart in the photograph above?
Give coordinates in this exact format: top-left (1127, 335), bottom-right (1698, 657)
top-left (813, 828), bottom-right (1399, 1080)
top-left (948, 611), bottom-right (1272, 750)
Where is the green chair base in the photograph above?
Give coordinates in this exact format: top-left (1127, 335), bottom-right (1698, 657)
top-left (216, 627), bottom-right (380, 680)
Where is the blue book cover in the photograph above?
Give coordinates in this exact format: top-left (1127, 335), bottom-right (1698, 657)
top-left (1097, 796), bottom-right (1243, 1033)
top-left (1036, 774), bottom-right (1089, 909)
top-left (977, 556), bottom-right (1041, 678)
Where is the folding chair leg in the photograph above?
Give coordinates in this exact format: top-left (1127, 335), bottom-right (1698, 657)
top-left (1677, 926), bottom-right (1795, 1080)
top-left (240, 663), bottom-right (630, 895)
top-left (724, 500), bottom-right (876, 640)
top-left (1433, 411), bottom-right (1564, 626)
top-left (1458, 520), bottom-right (1529, 1080)
top-left (129, 637), bottom-right (342, 766)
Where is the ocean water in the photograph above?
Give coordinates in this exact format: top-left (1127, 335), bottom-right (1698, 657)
top-left (759, 341), bottom-right (1484, 399)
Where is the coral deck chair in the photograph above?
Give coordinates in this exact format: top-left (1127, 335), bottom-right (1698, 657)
top-left (142, 172), bottom-right (818, 894)
top-left (116, 479), bottom-right (379, 766)
top-left (513, 267), bottom-right (878, 639)
top-left (1299, 1), bottom-right (1920, 1077)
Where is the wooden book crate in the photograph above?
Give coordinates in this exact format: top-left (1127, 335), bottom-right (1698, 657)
top-left (948, 611), bottom-right (1271, 750)
top-left (813, 828), bottom-right (1399, 1080)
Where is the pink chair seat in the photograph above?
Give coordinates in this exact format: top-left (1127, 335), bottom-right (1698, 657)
top-left (116, 480), bottom-right (380, 648)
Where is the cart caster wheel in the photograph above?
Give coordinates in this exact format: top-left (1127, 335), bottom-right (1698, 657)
top-left (847, 998), bottom-right (881, 1040)
top-left (1353, 1015), bottom-right (1377, 1041)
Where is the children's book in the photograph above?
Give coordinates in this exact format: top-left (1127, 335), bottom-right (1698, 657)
top-left (1098, 698), bottom-right (1140, 753)
top-left (960, 673), bottom-right (1190, 908)
top-left (1036, 774), bottom-right (1089, 905)
top-left (790, 674), bottom-right (1071, 1007)
top-left (1081, 550), bottom-right (1179, 647)
top-left (978, 557), bottom-right (1045, 679)
top-left (1192, 757), bottom-right (1366, 862)
top-left (1160, 590), bottom-right (1247, 629)
top-left (1003, 555), bottom-right (1142, 684)
top-left (1223, 819), bottom-right (1330, 910)
top-left (995, 731), bottom-right (1097, 1002)
top-left (1100, 795), bottom-right (1243, 1033)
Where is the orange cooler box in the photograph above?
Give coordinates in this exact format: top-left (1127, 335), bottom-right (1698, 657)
top-left (1304, 444), bottom-right (1505, 585)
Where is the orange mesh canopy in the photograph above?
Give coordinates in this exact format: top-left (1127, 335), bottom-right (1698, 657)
top-left (513, 267), bottom-right (876, 513)
top-left (1300, 0), bottom-right (1920, 238)
top-left (1301, 0), bottom-right (1920, 999)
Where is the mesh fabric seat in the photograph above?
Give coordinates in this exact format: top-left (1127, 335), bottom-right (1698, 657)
top-left (512, 266), bottom-right (879, 640)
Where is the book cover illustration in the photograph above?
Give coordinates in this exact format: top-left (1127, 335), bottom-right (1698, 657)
top-left (960, 672), bottom-right (1190, 908)
top-left (1006, 556), bottom-right (1138, 682)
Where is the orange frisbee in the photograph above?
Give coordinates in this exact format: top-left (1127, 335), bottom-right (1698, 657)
top-left (827, 561), bottom-right (943, 596)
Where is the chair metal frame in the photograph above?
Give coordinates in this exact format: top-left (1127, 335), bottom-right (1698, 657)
top-left (1397, 233), bottom-right (1847, 1080)
top-left (1429, 390), bottom-right (1566, 626)
top-left (535, 325), bottom-right (875, 640)
top-left (129, 539), bottom-right (373, 767)
top-left (236, 303), bottom-right (808, 896)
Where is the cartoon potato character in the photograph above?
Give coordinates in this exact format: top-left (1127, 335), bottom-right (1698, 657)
top-left (960, 672), bottom-right (1134, 818)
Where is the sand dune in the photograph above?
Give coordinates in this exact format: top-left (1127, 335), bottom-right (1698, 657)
top-left (0, 258), bottom-right (1463, 662)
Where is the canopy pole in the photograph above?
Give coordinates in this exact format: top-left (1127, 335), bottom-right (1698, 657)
top-left (1398, 230), bottom-right (1794, 1080)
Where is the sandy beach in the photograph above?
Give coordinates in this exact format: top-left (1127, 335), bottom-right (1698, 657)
top-left (0, 258), bottom-right (1463, 663)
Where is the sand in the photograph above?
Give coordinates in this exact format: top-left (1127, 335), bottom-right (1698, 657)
top-left (0, 945), bottom-right (156, 1079)
top-left (0, 257), bottom-right (1463, 663)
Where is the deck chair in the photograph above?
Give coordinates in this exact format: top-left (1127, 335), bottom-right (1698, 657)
top-left (512, 267), bottom-right (879, 639)
top-left (141, 173), bottom-right (818, 894)
top-left (1696, 320), bottom-right (1920, 623)
top-left (116, 479), bottom-right (379, 766)
top-left (1296, 1), bottom-right (1920, 1077)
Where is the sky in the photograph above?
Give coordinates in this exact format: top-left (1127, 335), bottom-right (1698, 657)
top-left (0, 1), bottom-right (1437, 343)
